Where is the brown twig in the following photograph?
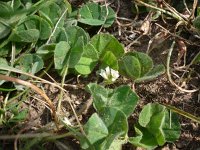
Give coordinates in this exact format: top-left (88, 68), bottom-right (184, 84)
top-left (166, 41), bottom-right (197, 93)
top-left (0, 67), bottom-right (86, 135)
top-left (188, 0), bottom-right (198, 20)
top-left (0, 74), bottom-right (59, 129)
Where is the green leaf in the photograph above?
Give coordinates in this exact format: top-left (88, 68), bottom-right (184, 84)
top-left (75, 57), bottom-right (97, 75)
top-left (135, 64), bottom-right (165, 83)
top-left (54, 26), bottom-right (89, 74)
top-left (0, 22), bottom-right (11, 40)
top-left (17, 54), bottom-right (44, 74)
top-left (39, 2), bottom-right (63, 25)
top-left (129, 103), bottom-right (180, 149)
top-left (119, 52), bottom-right (165, 81)
top-left (64, 0), bottom-right (72, 14)
top-left (86, 83), bottom-right (112, 111)
top-left (82, 107), bottom-right (127, 150)
top-left (66, 36), bottom-right (84, 68)
top-left (129, 124), bottom-right (158, 149)
top-left (3, 12), bottom-right (27, 27)
top-left (0, 43), bottom-right (24, 57)
top-left (128, 51), bottom-right (153, 76)
top-left (136, 103), bottom-right (181, 147)
top-left (162, 110), bottom-right (181, 142)
top-left (36, 43), bottom-right (56, 60)
top-left (65, 26), bottom-right (90, 46)
top-left (86, 83), bottom-right (138, 117)
top-left (193, 16), bottom-right (200, 31)
top-left (54, 41), bottom-right (70, 70)
top-left (0, 2), bottom-right (13, 18)
top-left (95, 133), bottom-right (123, 150)
top-left (139, 103), bottom-right (165, 127)
top-left (78, 2), bottom-right (115, 27)
top-left (81, 107), bottom-right (128, 150)
top-left (10, 0), bottom-right (21, 10)
top-left (0, 58), bottom-right (9, 75)
top-left (54, 38), bottom-right (84, 75)
top-left (82, 43), bottom-right (99, 60)
top-left (119, 55), bottom-right (141, 79)
top-left (100, 107), bottom-right (128, 136)
top-left (0, 44), bottom-right (10, 57)
top-left (108, 139), bottom-right (125, 150)
top-left (23, 15), bottom-right (52, 40)
top-left (139, 103), bottom-right (166, 145)
top-left (55, 27), bottom-right (68, 42)
top-left (38, 1), bottom-right (66, 41)
top-left (90, 33), bottom-right (124, 59)
top-left (0, 58), bottom-right (8, 67)
top-left (108, 85), bottom-right (139, 117)
top-left (8, 109), bottom-right (28, 123)
top-left (101, 51), bottom-right (118, 70)
top-left (75, 43), bottom-right (99, 75)
top-left (10, 29), bottom-right (40, 43)
top-left (38, 10), bottom-right (54, 27)
top-left (80, 113), bottom-right (108, 149)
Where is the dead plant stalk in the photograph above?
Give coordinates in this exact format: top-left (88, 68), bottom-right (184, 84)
top-left (0, 74), bottom-right (59, 129)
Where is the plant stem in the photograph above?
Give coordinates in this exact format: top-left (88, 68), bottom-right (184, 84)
top-left (166, 40), bottom-right (197, 93)
top-left (38, 60), bottom-right (54, 78)
top-left (163, 103), bottom-right (200, 124)
top-left (0, 74), bottom-right (59, 129)
top-left (0, 133), bottom-right (54, 140)
top-left (46, 9), bottom-right (67, 44)
top-left (7, 89), bottom-right (29, 105)
top-left (57, 67), bottom-right (68, 113)
top-left (0, 66), bottom-right (66, 92)
top-left (134, 0), bottom-right (185, 21)
top-left (57, 67), bottom-right (86, 136)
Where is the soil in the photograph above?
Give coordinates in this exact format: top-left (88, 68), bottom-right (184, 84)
top-left (1, 0), bottom-right (200, 150)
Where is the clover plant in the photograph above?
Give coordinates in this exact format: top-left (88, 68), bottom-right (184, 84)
top-left (74, 83), bottom-right (181, 150)
top-left (0, 1), bottom-right (182, 149)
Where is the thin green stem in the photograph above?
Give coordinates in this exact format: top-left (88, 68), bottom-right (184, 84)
top-left (46, 9), bottom-right (67, 44)
top-left (0, 133), bottom-right (53, 140)
top-left (57, 67), bottom-right (87, 137)
top-left (38, 60), bottom-right (54, 78)
top-left (45, 132), bottom-right (73, 141)
top-left (135, 0), bottom-right (185, 21)
top-left (163, 103), bottom-right (200, 124)
top-left (57, 67), bottom-right (68, 113)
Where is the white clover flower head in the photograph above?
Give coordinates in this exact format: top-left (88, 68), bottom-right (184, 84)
top-left (99, 66), bottom-right (119, 84)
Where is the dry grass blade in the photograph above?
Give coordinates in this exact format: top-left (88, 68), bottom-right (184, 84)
top-left (134, 0), bottom-right (184, 21)
top-left (0, 74), bottom-right (59, 129)
top-left (166, 41), bottom-right (198, 93)
top-left (188, 0), bottom-right (198, 20)
top-left (0, 66), bottom-right (66, 92)
top-left (162, 103), bottom-right (200, 124)
top-left (0, 66), bottom-right (85, 135)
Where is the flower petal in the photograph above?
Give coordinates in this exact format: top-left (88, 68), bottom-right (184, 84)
top-left (100, 69), bottom-right (108, 79)
top-left (105, 66), bottom-right (111, 75)
top-left (110, 68), bottom-right (119, 80)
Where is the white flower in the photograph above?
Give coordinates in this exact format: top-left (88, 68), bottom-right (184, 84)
top-left (62, 117), bottom-right (72, 126)
top-left (99, 66), bottom-right (119, 83)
